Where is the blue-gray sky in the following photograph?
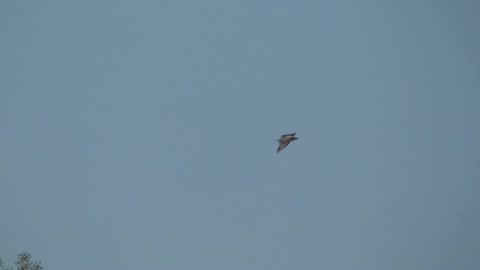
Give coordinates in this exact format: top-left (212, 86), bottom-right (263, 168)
top-left (1, 1), bottom-right (479, 269)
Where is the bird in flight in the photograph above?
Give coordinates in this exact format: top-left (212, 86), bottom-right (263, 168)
top-left (276, 133), bottom-right (299, 153)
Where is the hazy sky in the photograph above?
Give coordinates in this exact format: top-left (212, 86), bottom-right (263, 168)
top-left (1, 1), bottom-right (479, 269)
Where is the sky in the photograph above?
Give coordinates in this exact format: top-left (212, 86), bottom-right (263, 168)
top-left (1, 0), bottom-right (479, 269)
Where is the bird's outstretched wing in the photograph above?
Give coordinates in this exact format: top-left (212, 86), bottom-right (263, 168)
top-left (281, 133), bottom-right (296, 138)
top-left (277, 141), bottom-right (290, 153)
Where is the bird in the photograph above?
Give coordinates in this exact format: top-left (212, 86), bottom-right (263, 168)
top-left (276, 133), bottom-right (299, 153)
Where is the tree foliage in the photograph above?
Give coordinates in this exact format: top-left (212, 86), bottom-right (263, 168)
top-left (0, 252), bottom-right (42, 270)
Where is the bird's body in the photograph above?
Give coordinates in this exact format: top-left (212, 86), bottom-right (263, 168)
top-left (276, 133), bottom-right (299, 153)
